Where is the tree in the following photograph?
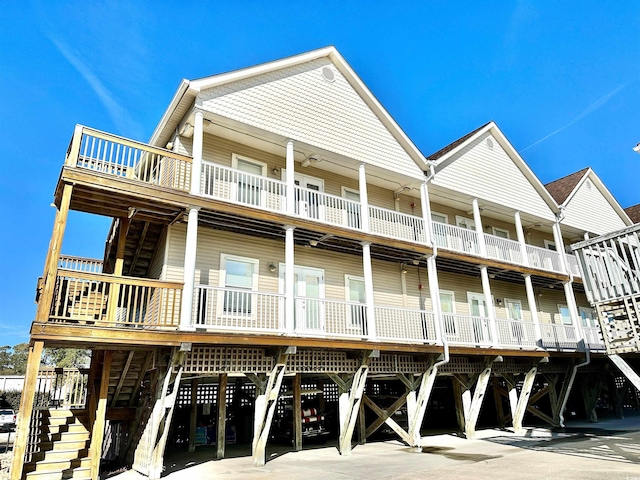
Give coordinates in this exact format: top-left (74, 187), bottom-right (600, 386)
top-left (11, 343), bottom-right (30, 374)
top-left (43, 348), bottom-right (90, 368)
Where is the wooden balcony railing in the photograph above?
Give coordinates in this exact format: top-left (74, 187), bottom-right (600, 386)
top-left (67, 126), bottom-right (192, 191)
top-left (48, 270), bottom-right (182, 329)
top-left (58, 254), bottom-right (103, 273)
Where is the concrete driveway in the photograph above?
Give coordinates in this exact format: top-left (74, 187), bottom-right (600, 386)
top-left (108, 416), bottom-right (640, 480)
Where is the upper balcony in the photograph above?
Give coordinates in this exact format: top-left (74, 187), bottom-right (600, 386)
top-left (61, 126), bottom-right (580, 284)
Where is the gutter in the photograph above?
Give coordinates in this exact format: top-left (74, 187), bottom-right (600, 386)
top-left (558, 347), bottom-right (590, 428)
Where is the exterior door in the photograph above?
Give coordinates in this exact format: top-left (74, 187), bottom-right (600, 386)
top-left (346, 275), bottom-right (367, 333)
top-left (294, 174), bottom-right (324, 219)
top-left (467, 292), bottom-right (491, 344)
top-left (456, 216), bottom-right (479, 253)
top-left (292, 266), bottom-right (325, 332)
top-left (342, 188), bottom-right (361, 229)
top-left (235, 156), bottom-right (265, 206)
top-left (505, 298), bottom-right (526, 342)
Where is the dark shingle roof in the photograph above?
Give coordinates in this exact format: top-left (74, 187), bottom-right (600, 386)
top-left (426, 122), bottom-right (492, 161)
top-left (625, 204), bottom-right (640, 223)
top-left (544, 168), bottom-right (590, 205)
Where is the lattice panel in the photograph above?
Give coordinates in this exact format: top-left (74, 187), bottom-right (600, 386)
top-left (596, 297), bottom-right (640, 354)
top-left (369, 354), bottom-right (431, 374)
top-left (184, 347), bottom-right (274, 374)
top-left (287, 350), bottom-right (359, 373)
top-left (439, 357), bottom-right (477, 374)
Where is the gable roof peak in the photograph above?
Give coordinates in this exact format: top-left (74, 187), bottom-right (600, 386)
top-left (544, 167), bottom-right (592, 205)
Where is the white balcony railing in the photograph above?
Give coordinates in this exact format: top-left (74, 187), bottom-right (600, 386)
top-left (565, 253), bottom-right (581, 278)
top-left (442, 313), bottom-right (494, 346)
top-left (432, 222), bottom-right (480, 255)
top-left (484, 234), bottom-right (524, 265)
top-left (369, 206), bottom-right (426, 243)
top-left (293, 297), bottom-right (369, 338)
top-left (582, 326), bottom-right (605, 351)
top-left (526, 244), bottom-right (563, 273)
top-left (201, 162), bottom-right (286, 213)
top-left (294, 186), bottom-right (362, 230)
top-left (193, 285), bottom-right (285, 333)
top-left (495, 319), bottom-right (538, 348)
top-left (374, 306), bottom-right (437, 343)
top-left (540, 323), bottom-right (579, 351)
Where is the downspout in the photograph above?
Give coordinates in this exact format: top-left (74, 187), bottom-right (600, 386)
top-left (554, 204), bottom-right (591, 427)
top-left (423, 159), bottom-right (449, 368)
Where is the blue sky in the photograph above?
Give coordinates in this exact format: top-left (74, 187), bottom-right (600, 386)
top-left (1, 2), bottom-right (639, 345)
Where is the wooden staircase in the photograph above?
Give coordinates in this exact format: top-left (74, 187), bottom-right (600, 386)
top-left (23, 409), bottom-right (91, 480)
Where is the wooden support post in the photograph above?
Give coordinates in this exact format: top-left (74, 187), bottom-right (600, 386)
top-left (403, 359), bottom-right (439, 449)
top-left (188, 378), bottom-right (199, 453)
top-left (356, 399), bottom-right (366, 445)
top-left (363, 394), bottom-right (411, 444)
top-left (493, 378), bottom-right (506, 428)
top-left (106, 217), bottom-right (131, 324)
top-left (86, 350), bottom-right (103, 430)
top-left (581, 366), bottom-right (608, 424)
top-left (607, 373), bottom-right (625, 419)
top-left (89, 350), bottom-right (113, 480)
top-left (331, 356), bottom-right (369, 456)
top-left (216, 374), bottom-right (227, 460)
top-left (452, 376), bottom-right (467, 433)
top-left (10, 341), bottom-right (43, 480)
top-left (512, 365), bottom-right (538, 434)
top-left (453, 358), bottom-right (497, 439)
top-left (252, 354), bottom-right (288, 467)
top-left (545, 374), bottom-right (560, 424)
top-left (293, 373), bottom-right (302, 452)
top-left (112, 351), bottom-right (135, 407)
top-left (36, 184), bottom-right (73, 323)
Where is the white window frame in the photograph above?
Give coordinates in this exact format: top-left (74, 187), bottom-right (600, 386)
top-left (431, 212), bottom-right (448, 224)
top-left (218, 254), bottom-right (259, 319)
top-left (579, 306), bottom-right (597, 328)
top-left (544, 239), bottom-right (557, 251)
top-left (557, 304), bottom-right (572, 325)
top-left (345, 274), bottom-right (366, 329)
top-left (455, 215), bottom-right (476, 230)
top-left (282, 169), bottom-right (325, 220)
top-left (341, 187), bottom-right (362, 229)
top-left (439, 290), bottom-right (458, 337)
top-left (492, 227), bottom-right (510, 239)
top-left (231, 154), bottom-right (267, 207)
top-left (504, 298), bottom-right (527, 342)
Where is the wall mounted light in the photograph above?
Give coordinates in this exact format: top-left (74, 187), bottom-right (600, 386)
top-left (412, 259), bottom-right (420, 266)
top-left (268, 262), bottom-right (277, 273)
top-left (400, 263), bottom-right (408, 274)
top-left (272, 167), bottom-right (280, 175)
top-left (309, 240), bottom-right (318, 247)
top-left (495, 298), bottom-right (503, 307)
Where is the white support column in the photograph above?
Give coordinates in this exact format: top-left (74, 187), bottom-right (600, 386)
top-left (552, 221), bottom-right (569, 273)
top-left (523, 274), bottom-right (542, 344)
top-left (190, 111), bottom-right (203, 195)
top-left (359, 163), bottom-right (370, 232)
top-left (427, 255), bottom-right (443, 342)
top-left (285, 225), bottom-right (295, 333)
top-left (472, 198), bottom-right (487, 256)
top-left (361, 241), bottom-right (377, 340)
top-left (420, 181), bottom-right (433, 246)
top-left (512, 365), bottom-right (538, 433)
top-left (514, 211), bottom-right (529, 266)
top-left (286, 140), bottom-right (295, 214)
top-left (480, 266), bottom-right (499, 346)
top-left (180, 206), bottom-right (200, 330)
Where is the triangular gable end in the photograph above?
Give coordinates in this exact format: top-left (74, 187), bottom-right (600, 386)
top-left (560, 169), bottom-right (632, 235)
top-left (430, 123), bottom-right (558, 221)
top-left (189, 47), bottom-right (426, 180)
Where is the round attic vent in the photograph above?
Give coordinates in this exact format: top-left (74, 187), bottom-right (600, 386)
top-left (586, 179), bottom-right (592, 190)
top-left (486, 138), bottom-right (494, 149)
top-left (322, 66), bottom-right (336, 82)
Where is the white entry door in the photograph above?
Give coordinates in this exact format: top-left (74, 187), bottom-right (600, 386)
top-left (294, 173), bottom-right (324, 220)
top-left (455, 216), bottom-right (479, 254)
top-left (281, 265), bottom-right (325, 332)
top-left (467, 292), bottom-right (491, 344)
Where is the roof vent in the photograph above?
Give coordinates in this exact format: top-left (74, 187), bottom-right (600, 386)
top-left (586, 179), bottom-right (592, 190)
top-left (486, 138), bottom-right (494, 149)
top-left (321, 66), bottom-right (336, 83)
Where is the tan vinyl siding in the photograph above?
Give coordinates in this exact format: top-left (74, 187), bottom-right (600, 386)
top-left (148, 228), bottom-right (167, 280)
top-left (562, 178), bottom-right (627, 235)
top-left (526, 229), bottom-right (556, 249)
top-left (164, 224), bottom-right (430, 308)
top-left (198, 57), bottom-right (424, 180)
top-left (433, 132), bottom-right (556, 221)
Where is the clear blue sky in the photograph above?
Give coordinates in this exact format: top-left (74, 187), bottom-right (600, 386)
top-left (1, 2), bottom-right (639, 345)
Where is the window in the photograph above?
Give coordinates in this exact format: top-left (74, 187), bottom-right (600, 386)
top-left (345, 275), bottom-right (366, 330)
top-left (283, 170), bottom-right (325, 219)
top-left (505, 298), bottom-right (526, 341)
top-left (220, 254), bottom-right (259, 316)
top-left (544, 240), bottom-right (557, 251)
top-left (579, 307), bottom-right (597, 328)
top-left (492, 227), bottom-right (510, 239)
top-left (439, 290), bottom-right (457, 336)
top-left (232, 154), bottom-right (266, 206)
top-left (342, 187), bottom-right (361, 229)
top-left (431, 212), bottom-right (448, 224)
top-left (557, 304), bottom-right (572, 325)
top-left (431, 212), bottom-right (449, 248)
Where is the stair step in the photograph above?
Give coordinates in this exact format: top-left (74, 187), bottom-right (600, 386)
top-left (25, 457), bottom-right (90, 473)
top-left (39, 431), bottom-right (90, 443)
top-left (26, 466), bottom-right (91, 480)
top-left (31, 448), bottom-right (89, 462)
top-left (38, 423), bottom-right (89, 435)
top-left (37, 410), bottom-right (88, 419)
top-left (39, 439), bottom-right (89, 451)
top-left (41, 417), bottom-right (88, 428)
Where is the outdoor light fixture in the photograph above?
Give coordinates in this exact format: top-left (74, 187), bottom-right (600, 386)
top-left (268, 263), bottom-right (277, 272)
top-left (400, 263), bottom-right (407, 274)
top-left (309, 240), bottom-right (318, 247)
top-left (301, 155), bottom-right (319, 167)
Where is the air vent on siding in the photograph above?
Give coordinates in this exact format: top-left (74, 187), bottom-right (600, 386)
top-left (486, 138), bottom-right (494, 149)
top-left (322, 66), bottom-right (336, 82)
top-left (586, 179), bottom-right (592, 191)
